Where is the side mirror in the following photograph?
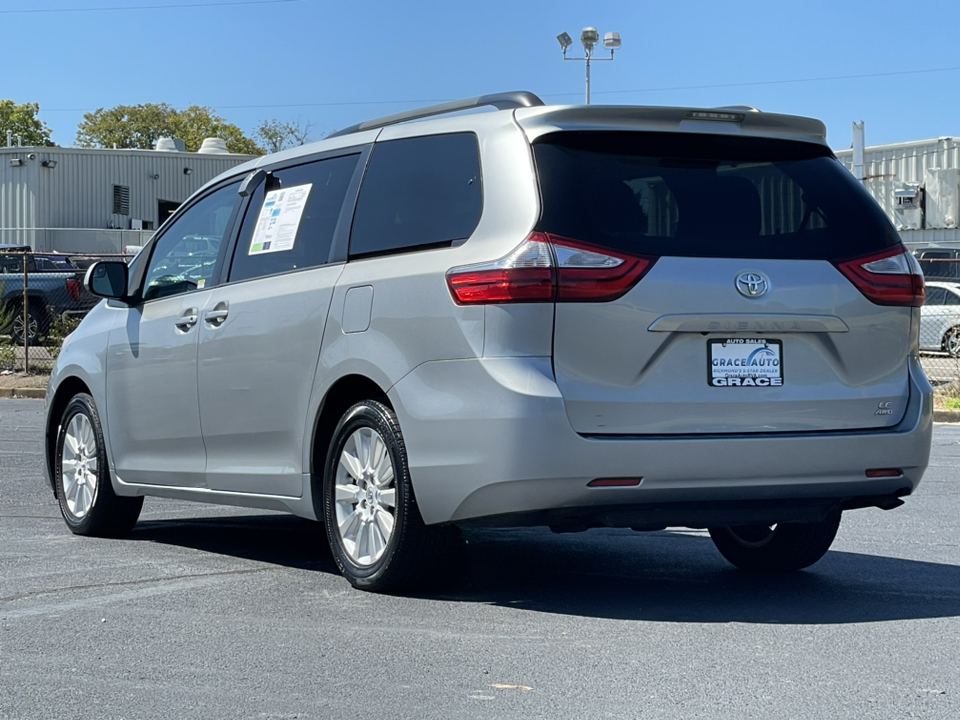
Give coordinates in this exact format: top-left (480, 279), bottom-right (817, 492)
top-left (85, 260), bottom-right (129, 300)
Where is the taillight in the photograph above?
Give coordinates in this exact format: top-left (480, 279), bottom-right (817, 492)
top-left (66, 277), bottom-right (81, 302)
top-left (834, 245), bottom-right (925, 307)
top-left (446, 232), bottom-right (657, 305)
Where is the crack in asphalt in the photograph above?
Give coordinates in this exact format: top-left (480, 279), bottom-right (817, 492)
top-left (1, 567), bottom-right (269, 604)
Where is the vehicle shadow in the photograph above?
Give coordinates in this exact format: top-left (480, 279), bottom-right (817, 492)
top-left (130, 513), bottom-right (336, 573)
top-left (129, 514), bottom-right (960, 625)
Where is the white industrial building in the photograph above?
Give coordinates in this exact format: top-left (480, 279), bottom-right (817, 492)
top-left (0, 138), bottom-right (255, 253)
top-left (835, 130), bottom-right (960, 247)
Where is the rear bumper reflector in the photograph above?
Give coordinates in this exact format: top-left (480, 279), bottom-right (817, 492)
top-left (587, 477), bottom-right (643, 487)
top-left (865, 468), bottom-right (903, 478)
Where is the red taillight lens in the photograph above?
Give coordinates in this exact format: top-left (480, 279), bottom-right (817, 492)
top-left (552, 236), bottom-right (656, 302)
top-left (66, 277), bottom-right (81, 301)
top-left (447, 235), bottom-right (556, 304)
top-left (834, 246), bottom-right (925, 307)
top-left (446, 232), bottom-right (657, 305)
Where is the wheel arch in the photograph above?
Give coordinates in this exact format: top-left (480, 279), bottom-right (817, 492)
top-left (310, 374), bottom-right (391, 481)
top-left (45, 376), bottom-right (93, 495)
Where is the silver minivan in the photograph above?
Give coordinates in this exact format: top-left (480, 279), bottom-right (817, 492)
top-left (43, 93), bottom-right (933, 592)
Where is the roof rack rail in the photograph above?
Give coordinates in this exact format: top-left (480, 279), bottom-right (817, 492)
top-left (327, 91), bottom-right (545, 139)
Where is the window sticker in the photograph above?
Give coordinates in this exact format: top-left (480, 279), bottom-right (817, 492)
top-left (248, 183), bottom-right (313, 255)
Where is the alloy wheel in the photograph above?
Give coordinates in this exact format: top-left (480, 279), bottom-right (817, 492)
top-left (60, 413), bottom-right (99, 519)
top-left (334, 427), bottom-right (398, 566)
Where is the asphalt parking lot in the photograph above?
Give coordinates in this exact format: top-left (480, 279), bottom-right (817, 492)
top-left (2, 397), bottom-right (960, 719)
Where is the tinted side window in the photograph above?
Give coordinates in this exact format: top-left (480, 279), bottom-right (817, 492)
top-left (230, 153), bottom-right (360, 283)
top-left (0, 255), bottom-right (23, 273)
top-left (350, 133), bottom-right (482, 258)
top-left (926, 287), bottom-right (947, 305)
top-left (143, 182), bottom-right (240, 301)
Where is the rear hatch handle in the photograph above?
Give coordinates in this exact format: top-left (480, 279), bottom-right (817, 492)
top-left (648, 313), bottom-right (849, 333)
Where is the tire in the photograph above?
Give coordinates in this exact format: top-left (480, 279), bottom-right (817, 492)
top-left (54, 393), bottom-right (143, 537)
top-left (944, 327), bottom-right (960, 358)
top-left (11, 303), bottom-right (43, 346)
top-left (708, 513), bottom-right (841, 572)
top-left (322, 400), bottom-right (447, 593)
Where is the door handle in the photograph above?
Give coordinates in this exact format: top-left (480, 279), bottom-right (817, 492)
top-left (204, 302), bottom-right (229, 326)
top-left (175, 309), bottom-right (198, 330)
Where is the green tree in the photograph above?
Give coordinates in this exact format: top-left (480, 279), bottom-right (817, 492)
top-left (0, 100), bottom-right (55, 147)
top-left (256, 118), bottom-right (313, 154)
top-left (170, 106), bottom-right (263, 155)
top-left (75, 103), bottom-right (263, 154)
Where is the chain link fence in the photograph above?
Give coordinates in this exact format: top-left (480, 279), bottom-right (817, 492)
top-left (0, 251), bottom-right (133, 373)
top-left (916, 256), bottom-right (960, 398)
top-left (0, 228), bottom-right (153, 254)
top-left (1, 245), bottom-right (959, 394)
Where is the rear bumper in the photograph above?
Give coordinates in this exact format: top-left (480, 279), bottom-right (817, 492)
top-left (390, 356), bottom-right (933, 527)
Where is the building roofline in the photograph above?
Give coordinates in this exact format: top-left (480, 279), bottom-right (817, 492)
top-left (0, 145), bottom-right (257, 159)
top-left (835, 136), bottom-right (957, 156)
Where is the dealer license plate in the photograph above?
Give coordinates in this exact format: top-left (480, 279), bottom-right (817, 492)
top-left (708, 338), bottom-right (783, 387)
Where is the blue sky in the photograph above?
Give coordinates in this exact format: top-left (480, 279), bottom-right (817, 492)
top-left (2, 0), bottom-right (957, 151)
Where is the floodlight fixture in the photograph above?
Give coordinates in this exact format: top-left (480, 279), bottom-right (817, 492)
top-left (41, 160), bottom-right (57, 169)
top-left (580, 26), bottom-right (599, 51)
top-left (603, 31), bottom-right (621, 49)
top-left (183, 167), bottom-right (193, 175)
top-left (556, 26), bottom-right (622, 104)
top-left (9, 158), bottom-right (23, 167)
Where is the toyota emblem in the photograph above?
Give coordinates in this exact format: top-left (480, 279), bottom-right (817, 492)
top-left (735, 271), bottom-right (769, 298)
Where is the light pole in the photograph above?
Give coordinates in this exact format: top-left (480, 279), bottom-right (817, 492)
top-left (557, 27), bottom-right (621, 104)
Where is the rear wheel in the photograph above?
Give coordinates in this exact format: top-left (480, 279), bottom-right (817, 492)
top-left (10, 303), bottom-right (43, 346)
top-left (55, 393), bottom-right (143, 537)
top-left (708, 513), bottom-right (841, 571)
top-left (322, 400), bottom-right (448, 593)
top-left (943, 326), bottom-right (960, 357)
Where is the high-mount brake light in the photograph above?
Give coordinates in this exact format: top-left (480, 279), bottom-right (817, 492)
top-left (446, 232), bottom-right (657, 305)
top-left (834, 245), bottom-right (925, 307)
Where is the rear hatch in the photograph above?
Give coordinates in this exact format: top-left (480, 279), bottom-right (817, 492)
top-left (533, 131), bottom-right (922, 435)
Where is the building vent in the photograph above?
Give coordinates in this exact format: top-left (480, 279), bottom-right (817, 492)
top-left (197, 137), bottom-right (230, 154)
top-left (113, 185), bottom-right (131, 215)
top-left (155, 137), bottom-right (185, 152)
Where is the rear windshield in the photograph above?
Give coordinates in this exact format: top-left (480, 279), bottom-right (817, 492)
top-left (533, 132), bottom-right (899, 261)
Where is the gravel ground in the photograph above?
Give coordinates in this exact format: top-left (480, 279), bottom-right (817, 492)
top-left (0, 371), bottom-right (50, 389)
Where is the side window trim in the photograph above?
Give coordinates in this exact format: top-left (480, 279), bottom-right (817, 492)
top-left (218, 144), bottom-right (372, 286)
top-left (328, 144), bottom-right (373, 265)
top-left (133, 178), bottom-right (244, 304)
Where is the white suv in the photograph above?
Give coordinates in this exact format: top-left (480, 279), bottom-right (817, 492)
top-left (44, 93), bottom-right (932, 592)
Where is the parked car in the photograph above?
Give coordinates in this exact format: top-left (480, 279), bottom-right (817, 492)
top-left (43, 93), bottom-right (932, 592)
top-left (920, 281), bottom-right (960, 355)
top-left (0, 252), bottom-right (97, 345)
top-left (916, 248), bottom-right (960, 281)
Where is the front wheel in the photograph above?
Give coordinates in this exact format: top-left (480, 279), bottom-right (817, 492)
top-left (322, 400), bottom-right (447, 593)
top-left (708, 513), bottom-right (841, 571)
top-left (54, 393), bottom-right (143, 537)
